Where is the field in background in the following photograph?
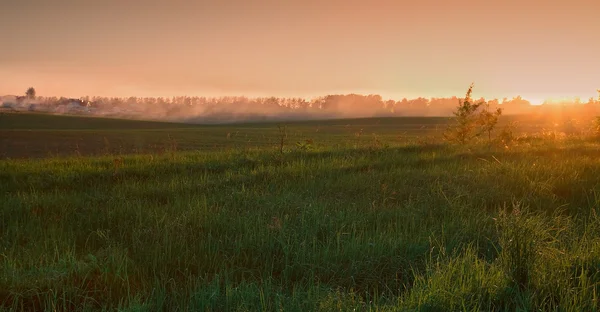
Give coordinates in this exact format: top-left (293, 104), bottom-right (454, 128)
top-left (0, 112), bottom-right (590, 159)
top-left (2, 112), bottom-right (600, 310)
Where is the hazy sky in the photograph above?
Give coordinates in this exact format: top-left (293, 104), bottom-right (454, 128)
top-left (1, 0), bottom-right (598, 103)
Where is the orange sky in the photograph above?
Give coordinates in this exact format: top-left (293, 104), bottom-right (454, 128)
top-left (1, 0), bottom-right (598, 103)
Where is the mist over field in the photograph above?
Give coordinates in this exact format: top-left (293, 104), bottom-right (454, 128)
top-left (3, 92), bottom-right (600, 124)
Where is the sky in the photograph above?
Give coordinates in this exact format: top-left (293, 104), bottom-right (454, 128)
top-left (1, 0), bottom-right (599, 103)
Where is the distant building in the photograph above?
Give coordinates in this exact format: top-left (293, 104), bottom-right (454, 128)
top-left (1, 95), bottom-right (17, 107)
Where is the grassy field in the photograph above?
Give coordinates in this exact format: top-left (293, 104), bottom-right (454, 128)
top-left (2, 113), bottom-right (600, 311)
top-left (0, 112), bottom-right (575, 159)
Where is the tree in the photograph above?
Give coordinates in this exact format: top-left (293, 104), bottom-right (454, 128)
top-left (478, 101), bottom-right (503, 144)
top-left (444, 83), bottom-right (485, 144)
top-left (25, 87), bottom-right (36, 99)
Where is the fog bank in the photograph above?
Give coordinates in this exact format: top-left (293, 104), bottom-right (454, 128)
top-left (2, 93), bottom-right (600, 124)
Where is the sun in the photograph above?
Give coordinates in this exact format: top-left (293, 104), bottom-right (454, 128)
top-left (541, 96), bottom-right (583, 105)
top-left (525, 97), bottom-right (545, 106)
top-left (524, 94), bottom-right (588, 105)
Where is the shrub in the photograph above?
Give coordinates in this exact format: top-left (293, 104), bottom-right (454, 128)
top-left (478, 102), bottom-right (503, 144)
top-left (444, 83), bottom-right (501, 145)
top-left (295, 139), bottom-right (313, 151)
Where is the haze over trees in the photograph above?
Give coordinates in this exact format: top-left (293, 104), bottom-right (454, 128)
top-left (4, 87), bottom-right (600, 125)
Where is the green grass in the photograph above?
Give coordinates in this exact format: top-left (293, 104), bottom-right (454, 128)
top-left (2, 113), bottom-right (600, 310)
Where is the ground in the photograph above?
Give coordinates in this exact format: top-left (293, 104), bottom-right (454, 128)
top-left (1, 113), bottom-right (600, 311)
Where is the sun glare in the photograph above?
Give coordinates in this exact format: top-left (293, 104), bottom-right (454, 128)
top-left (542, 96), bottom-right (584, 105)
top-left (524, 97), bottom-right (545, 106)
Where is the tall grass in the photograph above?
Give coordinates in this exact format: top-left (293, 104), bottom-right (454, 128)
top-left (3, 121), bottom-right (600, 310)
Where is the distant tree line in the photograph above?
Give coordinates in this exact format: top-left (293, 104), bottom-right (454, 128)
top-left (21, 91), bottom-right (600, 122)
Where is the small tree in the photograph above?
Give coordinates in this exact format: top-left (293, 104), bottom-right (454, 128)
top-left (478, 101), bottom-right (503, 143)
top-left (444, 83), bottom-right (485, 144)
top-left (25, 87), bottom-right (36, 99)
